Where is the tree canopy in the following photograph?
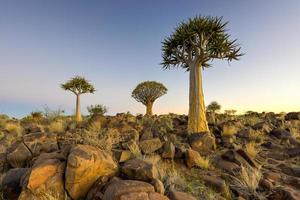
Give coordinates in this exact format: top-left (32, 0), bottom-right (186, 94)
top-left (61, 76), bottom-right (95, 95)
top-left (207, 101), bottom-right (221, 113)
top-left (132, 81), bottom-right (167, 105)
top-left (161, 16), bottom-right (243, 70)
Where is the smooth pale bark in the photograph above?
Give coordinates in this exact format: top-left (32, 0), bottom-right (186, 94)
top-left (75, 94), bottom-right (82, 122)
top-left (188, 62), bottom-right (209, 133)
top-left (146, 102), bottom-right (153, 116)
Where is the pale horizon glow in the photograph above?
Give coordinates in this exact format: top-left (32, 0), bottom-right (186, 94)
top-left (0, 0), bottom-right (299, 118)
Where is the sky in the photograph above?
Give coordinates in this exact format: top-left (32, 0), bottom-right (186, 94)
top-left (0, 0), bottom-right (299, 118)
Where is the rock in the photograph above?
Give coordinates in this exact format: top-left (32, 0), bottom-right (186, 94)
top-left (189, 132), bottom-right (216, 153)
top-left (119, 192), bottom-right (169, 200)
top-left (23, 132), bottom-right (58, 156)
top-left (65, 145), bottom-right (118, 200)
top-left (18, 156), bottom-right (66, 200)
top-left (140, 129), bottom-right (154, 141)
top-left (264, 172), bottom-right (281, 183)
top-left (122, 158), bottom-right (158, 182)
top-left (221, 149), bottom-right (257, 168)
top-left (151, 178), bottom-right (165, 194)
top-left (285, 112), bottom-right (300, 120)
top-left (2, 168), bottom-right (28, 200)
top-left (269, 128), bottom-right (292, 139)
top-left (186, 149), bottom-right (207, 169)
top-left (215, 159), bottom-right (240, 174)
top-left (278, 163), bottom-right (300, 177)
top-left (139, 138), bottom-right (163, 154)
top-left (6, 142), bottom-right (32, 168)
top-left (86, 176), bottom-right (110, 200)
top-left (168, 190), bottom-right (197, 200)
top-left (162, 142), bottom-right (175, 159)
top-left (259, 178), bottom-right (273, 191)
top-left (119, 150), bottom-right (133, 163)
top-left (252, 122), bottom-right (272, 133)
top-left (267, 187), bottom-right (300, 200)
top-left (102, 179), bottom-right (155, 200)
top-left (201, 175), bottom-right (227, 193)
top-left (23, 124), bottom-right (43, 134)
top-left (286, 147), bottom-right (300, 158)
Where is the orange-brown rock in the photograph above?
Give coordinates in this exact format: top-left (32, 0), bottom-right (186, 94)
top-left (65, 145), bottom-right (118, 200)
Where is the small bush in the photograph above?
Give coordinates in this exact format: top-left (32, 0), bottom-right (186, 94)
top-left (48, 120), bottom-right (65, 133)
top-left (87, 104), bottom-right (108, 116)
top-left (5, 122), bottom-right (23, 135)
top-left (43, 105), bottom-right (65, 121)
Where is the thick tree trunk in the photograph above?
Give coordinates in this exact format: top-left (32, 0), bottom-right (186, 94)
top-left (75, 94), bottom-right (82, 122)
top-left (146, 102), bottom-right (153, 116)
top-left (188, 62), bottom-right (209, 134)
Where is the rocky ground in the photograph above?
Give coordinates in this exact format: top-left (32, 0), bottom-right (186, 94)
top-left (0, 111), bottom-right (300, 200)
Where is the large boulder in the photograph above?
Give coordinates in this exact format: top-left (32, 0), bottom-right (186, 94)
top-left (122, 158), bottom-right (158, 182)
top-left (65, 145), bottom-right (118, 200)
top-left (102, 179), bottom-right (169, 200)
top-left (23, 132), bottom-right (58, 156)
top-left (189, 133), bottom-right (216, 154)
top-left (6, 142), bottom-right (32, 168)
top-left (2, 168), bottom-right (28, 200)
top-left (18, 154), bottom-right (66, 200)
top-left (139, 138), bottom-right (163, 154)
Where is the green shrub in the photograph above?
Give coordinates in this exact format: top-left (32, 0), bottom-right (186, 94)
top-left (87, 104), bottom-right (108, 116)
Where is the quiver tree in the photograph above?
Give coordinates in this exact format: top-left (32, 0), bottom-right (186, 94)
top-left (162, 16), bottom-right (243, 134)
top-left (61, 76), bottom-right (95, 122)
top-left (207, 101), bottom-right (221, 124)
top-left (132, 81), bottom-right (167, 115)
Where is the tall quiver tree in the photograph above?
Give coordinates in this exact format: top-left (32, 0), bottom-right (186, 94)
top-left (61, 76), bottom-right (95, 122)
top-left (162, 16), bottom-right (242, 134)
top-left (132, 81), bottom-right (167, 115)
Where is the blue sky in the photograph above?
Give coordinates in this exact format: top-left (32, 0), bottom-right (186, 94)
top-left (0, 0), bottom-right (299, 117)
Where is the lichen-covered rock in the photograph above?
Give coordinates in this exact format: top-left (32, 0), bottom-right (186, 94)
top-left (65, 145), bottom-right (118, 200)
top-left (18, 156), bottom-right (66, 200)
top-left (122, 158), bottom-right (158, 182)
top-left (140, 138), bottom-right (163, 154)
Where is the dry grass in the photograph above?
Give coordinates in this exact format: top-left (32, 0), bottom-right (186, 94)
top-left (4, 122), bottom-right (23, 135)
top-left (230, 165), bottom-right (262, 198)
top-left (195, 156), bottom-right (210, 170)
top-left (222, 125), bottom-right (238, 136)
top-left (48, 120), bottom-right (65, 133)
top-left (245, 142), bottom-right (260, 158)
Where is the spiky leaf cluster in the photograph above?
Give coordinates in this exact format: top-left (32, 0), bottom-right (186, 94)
top-left (207, 101), bottom-right (221, 113)
top-left (162, 16), bottom-right (243, 70)
top-left (87, 104), bottom-right (108, 116)
top-left (61, 76), bottom-right (95, 95)
top-left (132, 81), bottom-right (167, 105)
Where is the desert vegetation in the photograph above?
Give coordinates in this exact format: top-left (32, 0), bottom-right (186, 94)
top-left (0, 15), bottom-right (299, 200)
